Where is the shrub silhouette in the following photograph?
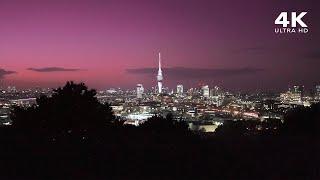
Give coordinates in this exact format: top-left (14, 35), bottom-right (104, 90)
top-left (141, 113), bottom-right (189, 133)
top-left (282, 102), bottom-right (320, 136)
top-left (11, 81), bottom-right (116, 140)
top-left (214, 121), bottom-right (251, 137)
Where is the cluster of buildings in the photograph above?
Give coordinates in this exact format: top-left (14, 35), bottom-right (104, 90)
top-left (279, 85), bottom-right (320, 106)
top-left (0, 53), bottom-right (319, 133)
top-left (98, 53), bottom-right (320, 132)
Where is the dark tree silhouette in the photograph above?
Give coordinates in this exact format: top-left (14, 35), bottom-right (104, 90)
top-left (10, 81), bottom-right (117, 140)
top-left (139, 113), bottom-right (191, 144)
top-left (214, 121), bottom-right (251, 137)
top-left (281, 103), bottom-right (320, 136)
top-left (141, 113), bottom-right (189, 133)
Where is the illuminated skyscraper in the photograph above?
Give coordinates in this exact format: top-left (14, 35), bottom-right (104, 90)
top-left (157, 53), bottom-right (163, 94)
top-left (177, 84), bottom-right (183, 95)
top-left (136, 84), bottom-right (144, 98)
top-left (316, 85), bottom-right (320, 100)
top-left (292, 85), bottom-right (304, 97)
top-left (210, 86), bottom-right (220, 97)
top-left (202, 85), bottom-right (210, 98)
top-left (280, 85), bottom-right (304, 104)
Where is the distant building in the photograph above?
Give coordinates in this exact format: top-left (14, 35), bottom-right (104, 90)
top-left (280, 86), bottom-right (304, 104)
top-left (316, 85), bottom-right (320, 100)
top-left (7, 86), bottom-right (17, 93)
top-left (106, 88), bottom-right (117, 94)
top-left (210, 86), bottom-right (220, 97)
top-left (136, 84), bottom-right (144, 98)
top-left (188, 121), bottom-right (221, 132)
top-left (280, 92), bottom-right (301, 103)
top-left (177, 84), bottom-right (183, 95)
top-left (201, 85), bottom-right (210, 98)
top-left (291, 85), bottom-right (304, 97)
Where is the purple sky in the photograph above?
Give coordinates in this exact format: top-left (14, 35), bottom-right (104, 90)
top-left (0, 0), bottom-right (319, 91)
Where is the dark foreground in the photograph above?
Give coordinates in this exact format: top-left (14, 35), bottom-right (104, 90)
top-left (2, 82), bottom-right (319, 179)
top-left (0, 127), bottom-right (319, 180)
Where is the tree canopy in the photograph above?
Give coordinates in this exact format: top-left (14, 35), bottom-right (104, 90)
top-left (281, 103), bottom-right (320, 136)
top-left (11, 81), bottom-right (116, 139)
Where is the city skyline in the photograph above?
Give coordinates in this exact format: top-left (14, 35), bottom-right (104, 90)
top-left (0, 0), bottom-right (319, 91)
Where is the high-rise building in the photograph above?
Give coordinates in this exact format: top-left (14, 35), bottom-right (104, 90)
top-left (210, 86), bottom-right (220, 97)
top-left (316, 85), bottom-right (320, 100)
top-left (202, 85), bottom-right (210, 98)
top-left (291, 85), bottom-right (304, 97)
top-left (156, 53), bottom-right (163, 94)
top-left (280, 91), bottom-right (301, 103)
top-left (177, 84), bottom-right (183, 96)
top-left (7, 86), bottom-right (17, 93)
top-left (280, 85), bottom-right (305, 104)
top-left (136, 84), bottom-right (144, 98)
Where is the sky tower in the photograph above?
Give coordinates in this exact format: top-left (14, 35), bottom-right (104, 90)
top-left (157, 52), bottom-right (163, 94)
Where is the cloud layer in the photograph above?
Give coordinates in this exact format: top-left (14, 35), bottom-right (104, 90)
top-left (0, 68), bottom-right (16, 79)
top-left (126, 67), bottom-right (263, 79)
top-left (27, 67), bottom-right (82, 72)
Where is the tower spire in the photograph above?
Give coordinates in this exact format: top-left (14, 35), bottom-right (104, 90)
top-left (158, 52), bottom-right (161, 70)
top-left (156, 52), bottom-right (163, 94)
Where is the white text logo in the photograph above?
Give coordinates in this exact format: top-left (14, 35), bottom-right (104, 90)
top-left (274, 12), bottom-right (308, 34)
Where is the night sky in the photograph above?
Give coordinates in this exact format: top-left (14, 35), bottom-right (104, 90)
top-left (0, 0), bottom-right (319, 91)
